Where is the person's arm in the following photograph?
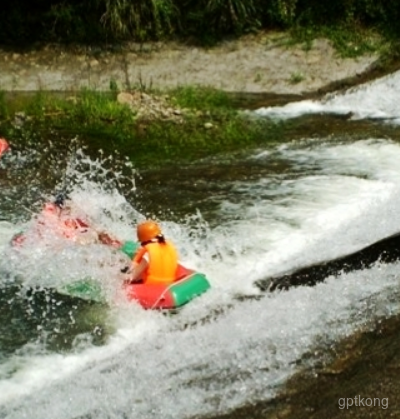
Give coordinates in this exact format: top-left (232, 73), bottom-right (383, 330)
top-left (76, 217), bottom-right (121, 247)
top-left (125, 246), bottom-right (148, 283)
top-left (97, 231), bottom-right (122, 247)
top-left (67, 203), bottom-right (120, 245)
top-left (128, 258), bottom-right (148, 283)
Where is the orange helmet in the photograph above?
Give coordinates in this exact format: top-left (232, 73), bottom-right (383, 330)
top-left (137, 220), bottom-right (162, 242)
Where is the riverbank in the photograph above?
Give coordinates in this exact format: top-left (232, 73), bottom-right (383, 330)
top-left (0, 31), bottom-right (386, 100)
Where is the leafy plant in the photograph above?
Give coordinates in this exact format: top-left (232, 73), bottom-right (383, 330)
top-left (263, 0), bottom-right (298, 26)
top-left (109, 79), bottom-right (119, 97)
top-left (99, 0), bottom-right (178, 40)
top-left (289, 71), bottom-right (305, 84)
top-left (180, 0), bottom-right (262, 37)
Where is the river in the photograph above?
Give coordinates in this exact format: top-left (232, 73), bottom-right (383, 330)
top-left (1, 70), bottom-right (400, 419)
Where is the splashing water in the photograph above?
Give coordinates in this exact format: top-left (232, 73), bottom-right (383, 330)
top-left (2, 97), bottom-right (400, 418)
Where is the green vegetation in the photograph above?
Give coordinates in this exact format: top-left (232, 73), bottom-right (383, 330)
top-left (289, 71), bottom-right (305, 84)
top-left (289, 24), bottom-right (387, 58)
top-left (170, 86), bottom-right (233, 111)
top-left (0, 87), bottom-right (282, 168)
top-left (0, 91), bottom-right (8, 119)
top-left (1, 1), bottom-right (399, 169)
top-left (1, 0), bottom-right (400, 46)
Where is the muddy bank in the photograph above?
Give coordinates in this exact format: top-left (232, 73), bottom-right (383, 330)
top-left (0, 32), bottom-right (382, 101)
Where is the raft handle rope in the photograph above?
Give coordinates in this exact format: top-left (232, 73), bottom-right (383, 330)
top-left (150, 273), bottom-right (196, 310)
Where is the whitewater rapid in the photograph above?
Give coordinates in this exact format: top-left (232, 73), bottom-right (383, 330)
top-left (255, 70), bottom-right (400, 124)
top-left (2, 70), bottom-right (400, 419)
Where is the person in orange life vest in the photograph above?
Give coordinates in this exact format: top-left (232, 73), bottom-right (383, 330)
top-left (127, 220), bottom-right (178, 284)
top-left (37, 194), bottom-right (92, 242)
top-left (0, 138), bottom-right (9, 159)
top-left (38, 194), bottom-right (121, 246)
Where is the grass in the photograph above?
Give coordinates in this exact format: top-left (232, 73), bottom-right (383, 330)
top-left (18, 89), bottom-right (134, 124)
top-left (289, 71), bottom-right (305, 84)
top-left (0, 86), bottom-right (282, 168)
top-left (170, 86), bottom-right (234, 111)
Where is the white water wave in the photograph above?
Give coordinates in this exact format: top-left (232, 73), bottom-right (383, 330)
top-left (2, 139), bottom-right (400, 418)
top-left (1, 261), bottom-right (400, 419)
top-left (255, 70), bottom-right (400, 123)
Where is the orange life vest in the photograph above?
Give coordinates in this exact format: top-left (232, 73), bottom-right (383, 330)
top-left (133, 241), bottom-right (178, 284)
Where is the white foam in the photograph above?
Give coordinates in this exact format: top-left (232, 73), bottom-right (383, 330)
top-left (2, 261), bottom-right (400, 419)
top-left (0, 308), bottom-right (161, 404)
top-left (255, 70), bottom-right (400, 123)
top-left (2, 138), bottom-right (400, 418)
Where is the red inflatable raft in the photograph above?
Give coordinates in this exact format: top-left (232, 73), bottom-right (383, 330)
top-left (123, 264), bottom-right (210, 309)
